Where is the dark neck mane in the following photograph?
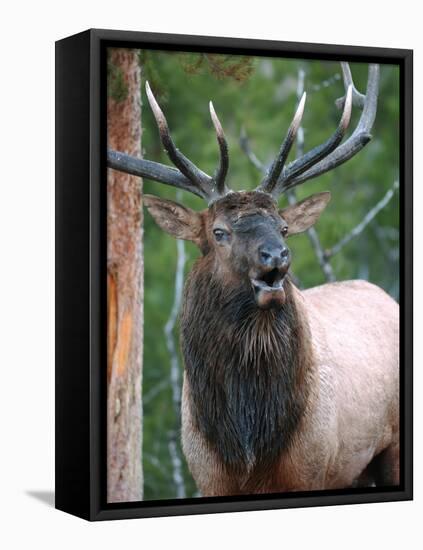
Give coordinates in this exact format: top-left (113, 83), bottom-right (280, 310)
top-left (181, 259), bottom-right (312, 474)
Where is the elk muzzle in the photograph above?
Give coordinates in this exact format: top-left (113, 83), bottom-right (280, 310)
top-left (250, 241), bottom-right (291, 310)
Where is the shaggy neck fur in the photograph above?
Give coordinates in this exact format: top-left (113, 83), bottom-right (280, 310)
top-left (181, 256), bottom-right (312, 476)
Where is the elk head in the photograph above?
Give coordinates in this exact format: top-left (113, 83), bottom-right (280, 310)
top-left (144, 190), bottom-right (331, 309)
top-left (108, 64), bottom-right (379, 309)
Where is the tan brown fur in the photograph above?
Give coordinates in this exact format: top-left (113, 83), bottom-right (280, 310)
top-left (181, 281), bottom-right (399, 495)
top-left (145, 191), bottom-right (399, 496)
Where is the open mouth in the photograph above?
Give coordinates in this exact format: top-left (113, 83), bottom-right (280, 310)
top-left (251, 268), bottom-right (285, 292)
top-left (250, 268), bottom-right (287, 309)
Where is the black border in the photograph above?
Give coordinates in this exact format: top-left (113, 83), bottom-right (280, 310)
top-left (55, 28), bottom-right (413, 521)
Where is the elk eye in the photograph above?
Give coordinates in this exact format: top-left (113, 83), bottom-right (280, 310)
top-left (281, 226), bottom-right (288, 236)
top-left (213, 228), bottom-right (228, 242)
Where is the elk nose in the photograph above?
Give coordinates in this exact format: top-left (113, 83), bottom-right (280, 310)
top-left (259, 245), bottom-right (290, 268)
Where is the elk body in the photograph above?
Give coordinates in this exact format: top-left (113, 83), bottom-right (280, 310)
top-left (108, 63), bottom-right (399, 495)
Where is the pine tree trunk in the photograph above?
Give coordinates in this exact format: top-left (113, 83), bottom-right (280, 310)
top-left (107, 48), bottom-right (143, 502)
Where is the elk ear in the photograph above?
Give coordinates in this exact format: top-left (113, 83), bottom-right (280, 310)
top-left (279, 192), bottom-right (331, 236)
top-left (143, 194), bottom-right (204, 244)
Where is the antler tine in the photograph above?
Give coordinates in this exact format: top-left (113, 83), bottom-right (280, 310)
top-left (209, 101), bottom-right (229, 195)
top-left (258, 92), bottom-right (307, 194)
top-left (279, 64), bottom-right (380, 194)
top-left (270, 84), bottom-right (353, 197)
top-left (145, 81), bottom-right (213, 196)
top-left (108, 85), bottom-right (232, 204)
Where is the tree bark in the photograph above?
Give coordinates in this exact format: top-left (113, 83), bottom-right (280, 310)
top-left (107, 48), bottom-right (143, 502)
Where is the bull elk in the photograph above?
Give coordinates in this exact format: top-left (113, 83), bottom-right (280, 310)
top-left (108, 63), bottom-right (399, 495)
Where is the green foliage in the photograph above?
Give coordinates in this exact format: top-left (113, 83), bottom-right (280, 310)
top-left (178, 53), bottom-right (255, 81)
top-left (139, 51), bottom-right (400, 500)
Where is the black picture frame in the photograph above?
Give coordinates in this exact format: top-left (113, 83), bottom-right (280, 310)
top-left (55, 28), bottom-right (413, 521)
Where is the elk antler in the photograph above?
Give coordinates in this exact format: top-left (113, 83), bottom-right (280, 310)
top-left (258, 92), bottom-right (307, 194)
top-left (209, 101), bottom-right (229, 195)
top-left (107, 63), bottom-right (379, 204)
top-left (259, 63), bottom-right (380, 198)
top-left (108, 82), bottom-right (230, 205)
